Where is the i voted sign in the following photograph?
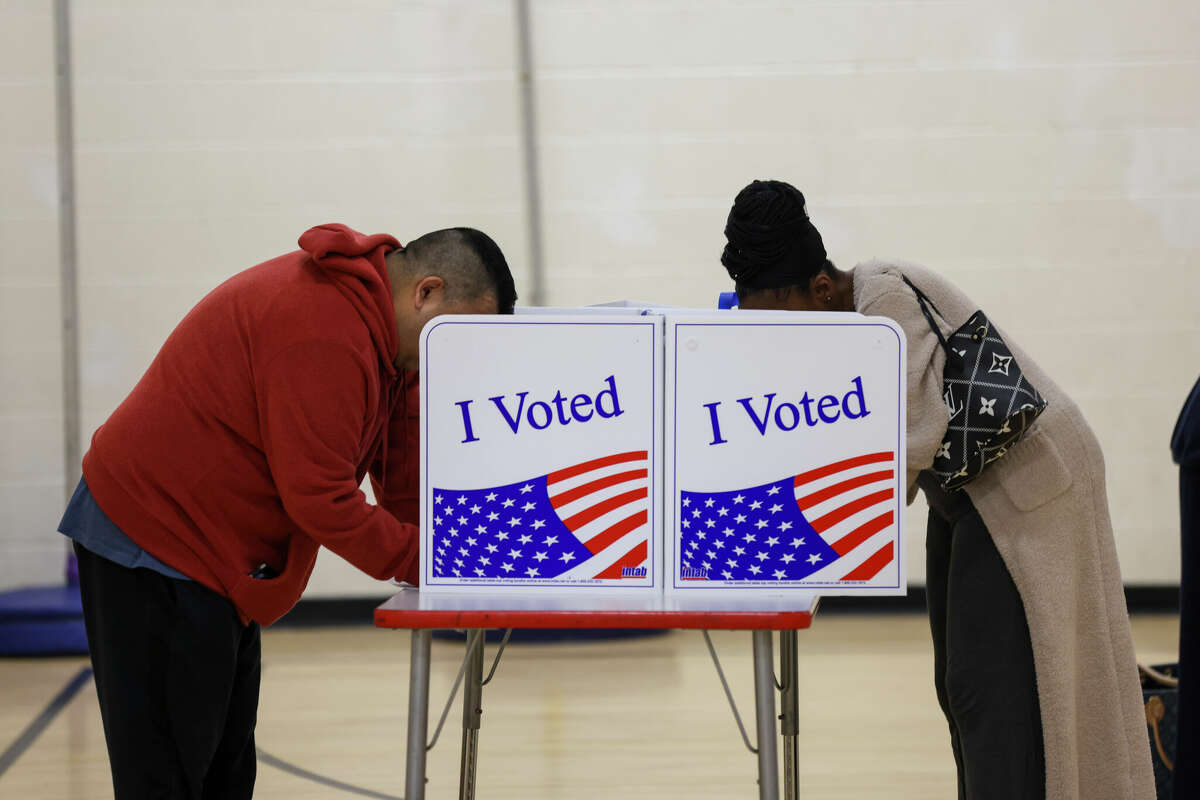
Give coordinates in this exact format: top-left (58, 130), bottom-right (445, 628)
top-left (665, 313), bottom-right (907, 596)
top-left (419, 314), bottom-right (663, 593)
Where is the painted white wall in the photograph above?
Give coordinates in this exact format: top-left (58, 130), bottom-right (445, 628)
top-left (2, 0), bottom-right (1196, 596)
top-left (0, 2), bottom-right (66, 590)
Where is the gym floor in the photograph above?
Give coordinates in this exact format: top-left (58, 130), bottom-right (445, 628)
top-left (0, 613), bottom-right (1178, 799)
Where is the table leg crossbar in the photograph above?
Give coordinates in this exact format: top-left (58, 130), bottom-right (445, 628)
top-left (408, 627), bottom-right (799, 800)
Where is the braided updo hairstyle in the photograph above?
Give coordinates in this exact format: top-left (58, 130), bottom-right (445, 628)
top-left (721, 180), bottom-right (832, 300)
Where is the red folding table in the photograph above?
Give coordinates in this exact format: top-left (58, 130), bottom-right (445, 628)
top-left (374, 588), bottom-right (820, 800)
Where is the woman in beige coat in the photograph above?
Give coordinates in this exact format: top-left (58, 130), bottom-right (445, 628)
top-left (720, 180), bottom-right (1153, 800)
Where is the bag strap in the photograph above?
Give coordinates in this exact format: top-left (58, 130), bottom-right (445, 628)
top-left (900, 275), bottom-right (952, 356)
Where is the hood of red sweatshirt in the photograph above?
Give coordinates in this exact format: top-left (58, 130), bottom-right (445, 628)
top-left (298, 223), bottom-right (402, 376)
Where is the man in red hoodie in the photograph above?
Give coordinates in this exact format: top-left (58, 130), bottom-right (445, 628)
top-left (57, 223), bottom-right (517, 799)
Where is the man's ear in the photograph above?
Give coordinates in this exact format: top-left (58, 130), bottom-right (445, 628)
top-left (412, 275), bottom-right (446, 311)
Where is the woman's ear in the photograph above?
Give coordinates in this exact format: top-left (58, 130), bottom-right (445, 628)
top-left (809, 272), bottom-right (834, 305)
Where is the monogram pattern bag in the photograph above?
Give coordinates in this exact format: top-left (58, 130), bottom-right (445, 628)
top-left (902, 276), bottom-right (1047, 490)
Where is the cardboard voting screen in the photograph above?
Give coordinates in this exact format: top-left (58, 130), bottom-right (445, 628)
top-left (419, 314), bottom-right (663, 593)
top-left (665, 313), bottom-right (907, 596)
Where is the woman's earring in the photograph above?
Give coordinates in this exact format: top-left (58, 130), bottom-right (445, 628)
top-left (824, 295), bottom-right (832, 305)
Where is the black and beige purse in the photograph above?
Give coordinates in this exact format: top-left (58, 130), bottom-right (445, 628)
top-left (902, 276), bottom-right (1047, 490)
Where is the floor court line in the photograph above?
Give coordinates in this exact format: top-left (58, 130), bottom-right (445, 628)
top-left (0, 666), bottom-right (92, 778)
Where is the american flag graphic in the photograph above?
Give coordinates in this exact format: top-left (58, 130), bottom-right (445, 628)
top-left (431, 451), bottom-right (651, 581)
top-left (678, 451), bottom-right (897, 583)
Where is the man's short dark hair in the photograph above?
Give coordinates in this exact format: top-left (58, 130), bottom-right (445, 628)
top-left (403, 228), bottom-right (517, 314)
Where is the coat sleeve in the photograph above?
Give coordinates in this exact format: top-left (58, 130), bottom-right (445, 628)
top-left (256, 341), bottom-right (419, 583)
top-left (858, 287), bottom-right (951, 503)
top-left (369, 370), bottom-right (420, 527)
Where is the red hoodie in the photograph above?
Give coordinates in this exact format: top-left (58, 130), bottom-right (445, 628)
top-left (82, 224), bottom-right (421, 625)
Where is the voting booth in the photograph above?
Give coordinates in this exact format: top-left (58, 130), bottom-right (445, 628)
top-left (419, 306), bottom-right (905, 598)
top-left (419, 312), bottom-right (663, 593)
top-left (664, 313), bottom-right (907, 596)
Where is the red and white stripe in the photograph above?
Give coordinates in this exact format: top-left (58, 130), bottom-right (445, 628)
top-left (547, 450), bottom-right (651, 580)
top-left (794, 452), bottom-right (898, 583)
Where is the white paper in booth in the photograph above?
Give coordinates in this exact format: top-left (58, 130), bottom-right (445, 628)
top-left (664, 312), bottom-right (907, 596)
top-left (419, 314), bottom-right (663, 593)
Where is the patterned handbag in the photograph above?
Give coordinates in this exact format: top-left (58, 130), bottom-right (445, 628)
top-left (1140, 663), bottom-right (1179, 800)
top-left (902, 276), bottom-right (1048, 490)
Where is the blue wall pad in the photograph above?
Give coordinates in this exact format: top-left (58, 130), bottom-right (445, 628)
top-left (0, 586), bottom-right (88, 657)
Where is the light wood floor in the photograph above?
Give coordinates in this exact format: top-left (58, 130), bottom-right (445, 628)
top-left (0, 613), bottom-right (1179, 799)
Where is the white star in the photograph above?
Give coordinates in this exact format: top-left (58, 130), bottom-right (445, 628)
top-left (681, 519), bottom-right (690, 529)
top-left (479, 556), bottom-right (490, 566)
top-left (458, 516), bottom-right (467, 526)
top-left (487, 512), bottom-right (500, 522)
top-left (485, 492), bottom-right (497, 502)
top-left (496, 531), bottom-right (509, 541)
top-left (754, 519), bottom-right (769, 530)
top-left (706, 550), bottom-right (716, 560)
top-left (713, 539), bottom-right (725, 549)
top-left (688, 541), bottom-right (699, 550)
top-left (459, 547), bottom-right (471, 557)
top-left (779, 521), bottom-right (793, 532)
top-left (457, 495), bottom-right (468, 505)
top-left (682, 497), bottom-right (691, 507)
top-left (474, 568), bottom-right (485, 576)
top-left (767, 485), bottom-right (781, 496)
top-left (522, 502), bottom-right (536, 511)
top-left (501, 562), bottom-right (514, 572)
top-left (520, 483), bottom-right (534, 494)
top-left (507, 516), bottom-right (522, 527)
top-left (449, 528), bottom-right (459, 537)
top-left (733, 546), bottom-right (746, 556)
top-left (791, 537), bottom-right (806, 547)
top-left (435, 494), bottom-right (444, 505)
top-left (766, 536), bottom-right (779, 546)
top-left (749, 565), bottom-right (762, 575)
top-left (701, 561), bottom-right (712, 571)
top-left (692, 509), bottom-right (702, 518)
top-left (704, 498), bottom-right (715, 508)
top-left (466, 537), bottom-right (477, 546)
top-left (508, 548), bottom-right (522, 559)
top-left (533, 551), bottom-right (548, 562)
top-left (732, 494), bottom-right (745, 504)
top-left (722, 527), bottom-right (734, 536)
top-left (543, 535), bottom-right (558, 546)
top-left (502, 498), bottom-right (515, 508)
top-left (470, 504), bottom-right (482, 514)
top-left (695, 530), bottom-right (707, 540)
top-left (531, 519), bottom-right (546, 530)
top-left (755, 551), bottom-right (769, 561)
top-left (525, 566), bottom-right (539, 577)
top-left (781, 553), bottom-right (795, 564)
top-left (722, 570), bottom-right (734, 579)
top-left (704, 518), bottom-right (716, 529)
top-left (454, 558), bottom-right (464, 567)
top-left (559, 552), bottom-right (576, 563)
top-left (773, 569), bottom-right (786, 579)
top-left (743, 532), bottom-right (757, 543)
top-left (807, 553), bottom-right (822, 565)
top-left (726, 558), bottom-right (739, 568)
top-left (769, 503), bottom-right (782, 514)
top-left (717, 507), bottom-right (729, 517)
top-left (452, 569), bottom-right (461, 577)
top-left (485, 543), bottom-right (498, 553)
top-left (749, 500), bottom-right (763, 510)
top-left (475, 524), bottom-right (487, 535)
top-left (735, 514), bottom-right (747, 524)
top-left (518, 534), bottom-right (533, 544)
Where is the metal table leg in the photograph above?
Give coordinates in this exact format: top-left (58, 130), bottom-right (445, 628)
top-left (405, 629), bottom-right (432, 800)
top-left (752, 630), bottom-right (780, 800)
top-left (458, 629), bottom-right (485, 800)
top-left (780, 630), bottom-right (799, 799)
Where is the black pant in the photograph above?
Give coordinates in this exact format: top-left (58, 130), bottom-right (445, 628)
top-left (1178, 466), bottom-right (1200, 799)
top-left (74, 542), bottom-right (261, 800)
top-left (919, 474), bottom-right (1045, 800)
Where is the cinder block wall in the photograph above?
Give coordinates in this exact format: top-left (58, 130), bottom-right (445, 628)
top-left (3, 0), bottom-right (1196, 596)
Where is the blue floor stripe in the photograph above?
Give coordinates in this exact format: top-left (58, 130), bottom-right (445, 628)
top-left (0, 666), bottom-right (93, 777)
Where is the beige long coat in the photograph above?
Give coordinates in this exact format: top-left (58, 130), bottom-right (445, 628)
top-left (853, 259), bottom-right (1154, 800)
